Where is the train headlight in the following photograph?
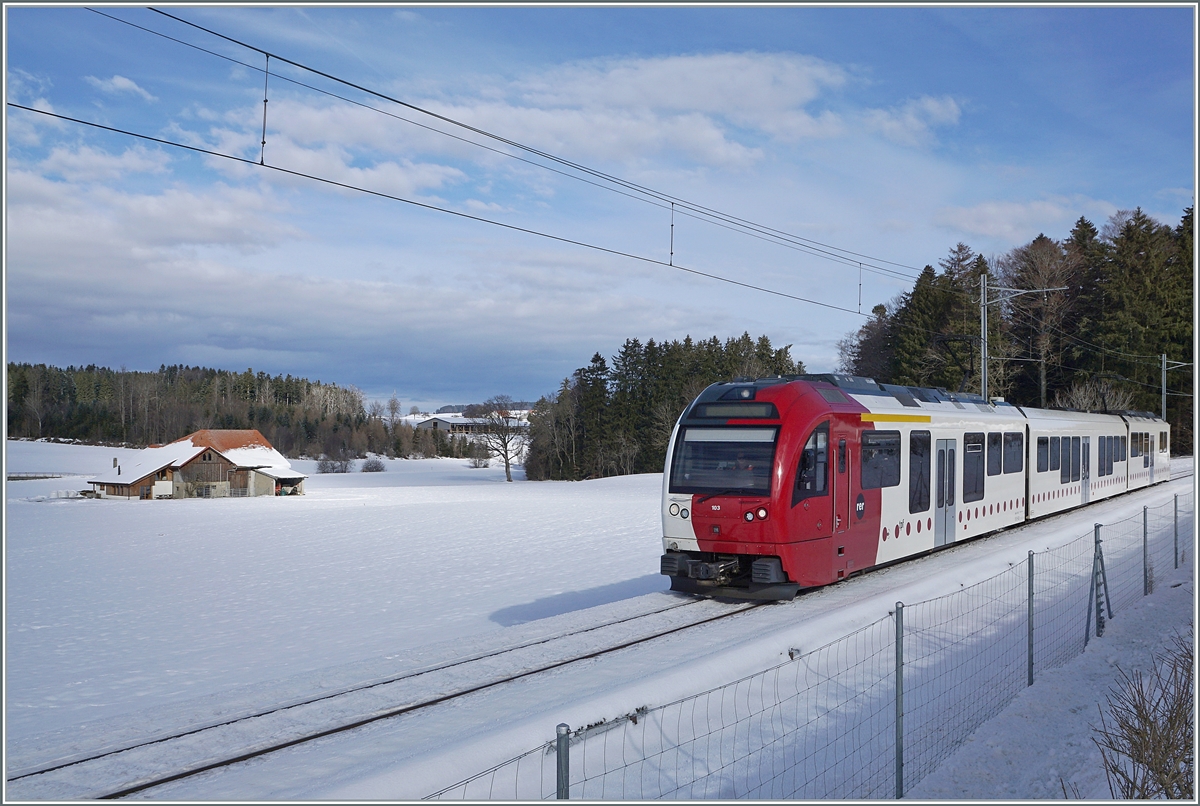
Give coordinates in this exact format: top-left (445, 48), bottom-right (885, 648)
top-left (756, 507), bottom-right (769, 520)
top-left (680, 508), bottom-right (689, 519)
top-left (744, 511), bottom-right (755, 522)
top-left (669, 503), bottom-right (680, 516)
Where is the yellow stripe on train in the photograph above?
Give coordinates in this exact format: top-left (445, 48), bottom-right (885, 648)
top-left (859, 413), bottom-right (933, 423)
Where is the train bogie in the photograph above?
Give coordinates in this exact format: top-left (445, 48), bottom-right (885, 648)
top-left (660, 374), bottom-right (1172, 600)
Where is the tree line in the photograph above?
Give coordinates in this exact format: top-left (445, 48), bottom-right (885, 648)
top-left (524, 333), bottom-right (803, 480)
top-left (4, 362), bottom-right (476, 461)
top-left (837, 206), bottom-right (1193, 451)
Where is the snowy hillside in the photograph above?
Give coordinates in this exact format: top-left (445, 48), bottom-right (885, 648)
top-left (4, 440), bottom-right (1194, 799)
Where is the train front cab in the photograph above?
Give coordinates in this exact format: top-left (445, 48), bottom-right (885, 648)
top-left (660, 378), bottom-right (879, 599)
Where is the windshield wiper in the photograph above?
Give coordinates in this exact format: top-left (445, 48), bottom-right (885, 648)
top-left (697, 488), bottom-right (755, 504)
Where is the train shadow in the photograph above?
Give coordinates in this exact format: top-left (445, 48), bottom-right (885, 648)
top-left (489, 574), bottom-right (670, 626)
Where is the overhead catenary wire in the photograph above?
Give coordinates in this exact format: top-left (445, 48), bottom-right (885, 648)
top-left (83, 7), bottom-right (923, 285)
top-left (9, 102), bottom-right (871, 320)
top-left (135, 6), bottom-right (925, 281)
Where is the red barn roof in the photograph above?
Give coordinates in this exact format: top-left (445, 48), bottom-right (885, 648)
top-left (169, 429), bottom-right (275, 454)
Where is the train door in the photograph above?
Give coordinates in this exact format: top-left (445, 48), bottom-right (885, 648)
top-left (935, 439), bottom-right (956, 546)
top-left (1081, 437), bottom-right (1091, 504)
top-left (832, 436), bottom-right (850, 536)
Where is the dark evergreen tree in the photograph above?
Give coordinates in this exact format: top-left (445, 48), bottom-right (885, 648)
top-left (525, 333), bottom-right (804, 480)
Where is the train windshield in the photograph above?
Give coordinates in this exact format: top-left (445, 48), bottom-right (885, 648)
top-left (669, 427), bottom-right (778, 496)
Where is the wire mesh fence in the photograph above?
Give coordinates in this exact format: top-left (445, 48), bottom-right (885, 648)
top-left (427, 487), bottom-right (1194, 800)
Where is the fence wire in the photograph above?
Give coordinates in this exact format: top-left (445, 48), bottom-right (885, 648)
top-left (428, 487), bottom-right (1194, 800)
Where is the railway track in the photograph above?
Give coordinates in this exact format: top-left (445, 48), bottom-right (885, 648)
top-left (6, 596), bottom-right (767, 800)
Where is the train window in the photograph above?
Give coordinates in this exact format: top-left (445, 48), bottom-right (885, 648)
top-left (838, 439), bottom-right (847, 474)
top-left (669, 426), bottom-right (778, 496)
top-left (909, 431), bottom-right (931, 513)
top-left (1071, 436), bottom-right (1081, 482)
top-left (1099, 435), bottom-right (1109, 477)
top-left (1003, 432), bottom-right (1023, 473)
top-left (1060, 438), bottom-right (1071, 484)
top-left (1108, 436), bottom-right (1116, 475)
top-left (1049, 436), bottom-right (1061, 471)
top-left (1144, 434), bottom-right (1151, 468)
top-left (1131, 433), bottom-right (1140, 458)
top-left (1120, 435), bottom-right (1127, 462)
top-left (861, 431), bottom-right (901, 490)
top-left (987, 432), bottom-right (1003, 476)
top-left (936, 448), bottom-right (945, 508)
top-left (792, 423), bottom-right (829, 505)
top-left (963, 432), bottom-right (985, 503)
top-left (1037, 437), bottom-right (1049, 473)
top-left (1161, 431), bottom-right (1168, 453)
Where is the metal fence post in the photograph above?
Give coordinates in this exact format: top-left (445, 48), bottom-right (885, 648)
top-left (1174, 494), bottom-right (1179, 570)
top-left (1143, 506), bottom-right (1150, 596)
top-left (895, 601), bottom-right (904, 800)
top-left (556, 723), bottom-right (570, 799)
top-left (1097, 532), bottom-right (1113, 622)
top-left (1086, 526), bottom-right (1098, 645)
top-left (1027, 550), bottom-right (1034, 687)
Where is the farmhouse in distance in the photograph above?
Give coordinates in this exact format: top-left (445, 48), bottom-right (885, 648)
top-left (88, 429), bottom-right (306, 500)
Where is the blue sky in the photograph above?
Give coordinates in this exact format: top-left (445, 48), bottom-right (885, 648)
top-left (4, 5), bottom-right (1195, 409)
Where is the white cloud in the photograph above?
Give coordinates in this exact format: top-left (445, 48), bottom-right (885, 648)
top-left (7, 70), bottom-right (63, 145)
top-left (84, 75), bottom-right (157, 102)
top-left (38, 144), bottom-right (170, 182)
top-left (862, 95), bottom-right (961, 147)
top-left (7, 168), bottom-right (299, 254)
top-left (521, 53), bottom-right (844, 124)
top-left (465, 199), bottom-right (512, 213)
top-left (933, 196), bottom-right (1118, 243)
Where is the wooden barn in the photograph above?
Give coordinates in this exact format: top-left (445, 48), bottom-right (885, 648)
top-left (88, 430), bottom-right (306, 500)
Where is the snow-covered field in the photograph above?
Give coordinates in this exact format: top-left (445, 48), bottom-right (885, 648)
top-left (4, 439), bottom-right (1195, 799)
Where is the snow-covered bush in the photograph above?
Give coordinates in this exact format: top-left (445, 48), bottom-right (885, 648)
top-left (361, 457), bottom-right (386, 472)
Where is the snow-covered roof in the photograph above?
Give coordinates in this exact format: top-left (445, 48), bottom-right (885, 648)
top-left (89, 442), bottom-right (205, 485)
top-left (170, 430), bottom-right (293, 469)
top-left (252, 466), bottom-right (308, 481)
top-left (90, 430), bottom-right (303, 484)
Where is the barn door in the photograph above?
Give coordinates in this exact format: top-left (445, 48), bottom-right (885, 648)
top-left (935, 439), bottom-right (957, 546)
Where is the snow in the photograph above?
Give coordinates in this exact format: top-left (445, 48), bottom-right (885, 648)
top-left (3, 439), bottom-right (1194, 799)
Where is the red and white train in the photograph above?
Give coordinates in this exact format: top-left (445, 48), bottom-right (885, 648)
top-left (660, 374), bottom-right (1172, 600)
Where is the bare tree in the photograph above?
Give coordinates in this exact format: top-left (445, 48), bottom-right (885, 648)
top-left (1053, 379), bottom-right (1136, 412)
top-left (24, 366), bottom-right (48, 438)
top-left (997, 235), bottom-right (1078, 407)
top-left (476, 395), bottom-right (528, 482)
top-left (387, 394), bottom-right (401, 433)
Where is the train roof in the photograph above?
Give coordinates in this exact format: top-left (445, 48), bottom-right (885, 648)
top-left (711, 375), bottom-right (1167, 426)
